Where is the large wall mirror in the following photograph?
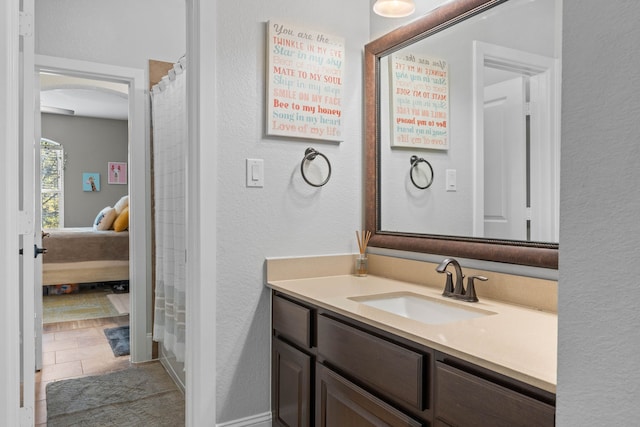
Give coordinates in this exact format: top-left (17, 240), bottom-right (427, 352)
top-left (365, 0), bottom-right (561, 269)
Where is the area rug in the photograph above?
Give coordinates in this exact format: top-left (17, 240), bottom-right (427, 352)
top-left (104, 325), bottom-right (130, 357)
top-left (46, 362), bottom-right (185, 427)
top-left (106, 292), bottom-right (130, 314)
top-left (43, 290), bottom-right (120, 324)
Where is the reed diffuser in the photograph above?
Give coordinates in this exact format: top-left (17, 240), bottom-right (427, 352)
top-left (355, 230), bottom-right (371, 277)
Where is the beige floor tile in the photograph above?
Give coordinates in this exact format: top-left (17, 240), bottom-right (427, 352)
top-left (35, 379), bottom-right (49, 402)
top-left (55, 343), bottom-right (114, 364)
top-left (82, 356), bottom-right (131, 376)
top-left (77, 334), bottom-right (110, 348)
top-left (40, 360), bottom-right (83, 382)
top-left (42, 337), bottom-right (79, 353)
top-left (54, 327), bottom-right (102, 342)
top-left (42, 351), bottom-right (56, 366)
top-left (35, 398), bottom-right (47, 425)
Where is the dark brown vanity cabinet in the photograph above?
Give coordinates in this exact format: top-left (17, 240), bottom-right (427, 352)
top-left (272, 291), bottom-right (555, 427)
top-left (316, 363), bottom-right (423, 427)
top-left (316, 314), bottom-right (431, 424)
top-left (434, 359), bottom-right (555, 427)
top-left (272, 295), bottom-right (315, 427)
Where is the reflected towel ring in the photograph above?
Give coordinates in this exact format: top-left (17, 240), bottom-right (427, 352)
top-left (410, 155), bottom-right (434, 189)
top-left (301, 148), bottom-right (332, 187)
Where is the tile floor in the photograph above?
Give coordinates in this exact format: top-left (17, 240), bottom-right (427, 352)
top-left (35, 315), bottom-right (130, 426)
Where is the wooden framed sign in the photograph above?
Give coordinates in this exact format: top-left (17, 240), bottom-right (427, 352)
top-left (266, 21), bottom-right (345, 142)
top-left (390, 52), bottom-right (449, 150)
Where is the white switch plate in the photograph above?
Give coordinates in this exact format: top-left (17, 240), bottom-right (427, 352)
top-left (246, 158), bottom-right (264, 188)
top-left (446, 169), bottom-right (456, 191)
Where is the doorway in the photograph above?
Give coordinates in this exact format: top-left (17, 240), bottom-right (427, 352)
top-left (3, 1), bottom-right (210, 424)
top-left (472, 41), bottom-right (560, 242)
top-left (36, 55), bottom-right (150, 365)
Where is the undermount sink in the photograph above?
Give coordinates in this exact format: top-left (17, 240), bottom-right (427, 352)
top-left (350, 292), bottom-right (495, 325)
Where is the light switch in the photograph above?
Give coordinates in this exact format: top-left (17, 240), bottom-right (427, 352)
top-left (446, 169), bottom-right (456, 192)
top-left (246, 159), bottom-right (264, 187)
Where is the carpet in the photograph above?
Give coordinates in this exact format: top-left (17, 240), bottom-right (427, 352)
top-left (43, 290), bottom-right (120, 324)
top-left (46, 362), bottom-right (185, 427)
top-left (106, 292), bottom-right (130, 314)
top-left (104, 325), bottom-right (130, 357)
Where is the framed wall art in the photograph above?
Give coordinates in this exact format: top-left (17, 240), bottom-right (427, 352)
top-left (266, 20), bottom-right (345, 142)
top-left (108, 162), bottom-right (127, 185)
top-left (83, 173), bottom-right (100, 192)
top-left (389, 52), bottom-right (449, 150)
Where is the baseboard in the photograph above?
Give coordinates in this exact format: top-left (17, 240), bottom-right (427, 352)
top-left (146, 333), bottom-right (154, 361)
top-left (216, 411), bottom-right (272, 427)
top-left (158, 347), bottom-right (186, 393)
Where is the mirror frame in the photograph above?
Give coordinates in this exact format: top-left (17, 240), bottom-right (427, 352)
top-left (364, 0), bottom-right (558, 269)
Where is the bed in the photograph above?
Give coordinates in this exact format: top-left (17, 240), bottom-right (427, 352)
top-left (42, 227), bottom-right (129, 285)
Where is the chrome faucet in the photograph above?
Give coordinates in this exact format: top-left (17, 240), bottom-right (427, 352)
top-left (436, 258), bottom-right (465, 297)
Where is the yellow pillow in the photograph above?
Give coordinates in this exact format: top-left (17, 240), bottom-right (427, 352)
top-left (113, 206), bottom-right (129, 232)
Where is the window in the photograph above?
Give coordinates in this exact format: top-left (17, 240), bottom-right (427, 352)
top-left (41, 138), bottom-right (64, 228)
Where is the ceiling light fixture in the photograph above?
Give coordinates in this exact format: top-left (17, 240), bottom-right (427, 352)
top-left (373, 0), bottom-right (416, 18)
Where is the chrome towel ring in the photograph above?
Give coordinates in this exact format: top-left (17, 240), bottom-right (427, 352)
top-left (409, 155), bottom-right (434, 189)
top-left (301, 147), bottom-right (332, 187)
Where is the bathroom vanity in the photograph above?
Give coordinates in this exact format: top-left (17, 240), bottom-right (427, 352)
top-left (267, 254), bottom-right (557, 426)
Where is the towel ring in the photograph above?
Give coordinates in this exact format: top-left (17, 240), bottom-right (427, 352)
top-left (301, 148), bottom-right (331, 187)
top-left (409, 155), bottom-right (434, 189)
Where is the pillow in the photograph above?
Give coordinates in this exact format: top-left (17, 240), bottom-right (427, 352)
top-left (93, 206), bottom-right (117, 230)
top-left (114, 195), bottom-right (129, 214)
top-left (113, 206), bottom-right (129, 232)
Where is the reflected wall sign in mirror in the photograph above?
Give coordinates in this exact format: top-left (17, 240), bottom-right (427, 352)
top-left (365, 0), bottom-right (561, 268)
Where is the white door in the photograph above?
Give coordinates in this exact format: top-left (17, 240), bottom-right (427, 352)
top-left (33, 77), bottom-right (44, 371)
top-left (19, 0), bottom-right (38, 424)
top-left (483, 76), bottom-right (528, 240)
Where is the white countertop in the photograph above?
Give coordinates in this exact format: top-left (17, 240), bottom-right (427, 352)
top-left (267, 273), bottom-right (557, 393)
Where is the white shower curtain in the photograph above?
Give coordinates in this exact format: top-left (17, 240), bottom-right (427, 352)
top-left (151, 59), bottom-right (186, 362)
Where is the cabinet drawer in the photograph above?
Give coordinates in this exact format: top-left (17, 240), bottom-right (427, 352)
top-left (273, 295), bottom-right (312, 348)
top-left (435, 362), bottom-right (555, 427)
top-left (316, 363), bottom-right (424, 427)
top-left (317, 314), bottom-right (427, 411)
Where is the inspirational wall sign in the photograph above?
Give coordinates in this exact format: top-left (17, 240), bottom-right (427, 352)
top-left (266, 21), bottom-right (345, 142)
top-left (390, 52), bottom-right (449, 150)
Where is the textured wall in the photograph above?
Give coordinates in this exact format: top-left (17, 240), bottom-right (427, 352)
top-left (35, 0), bottom-right (185, 69)
top-left (214, 0), bottom-right (369, 423)
top-left (558, 0), bottom-right (640, 424)
top-left (41, 114), bottom-right (128, 227)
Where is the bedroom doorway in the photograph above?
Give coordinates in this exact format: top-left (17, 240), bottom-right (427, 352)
top-left (34, 55), bottom-right (150, 371)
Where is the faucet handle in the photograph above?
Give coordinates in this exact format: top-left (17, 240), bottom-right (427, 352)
top-left (459, 275), bottom-right (487, 302)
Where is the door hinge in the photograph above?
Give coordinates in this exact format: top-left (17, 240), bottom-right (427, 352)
top-left (17, 210), bottom-right (34, 235)
top-left (19, 12), bottom-right (34, 37)
top-left (525, 207), bottom-right (532, 221)
top-left (524, 102), bottom-right (532, 116)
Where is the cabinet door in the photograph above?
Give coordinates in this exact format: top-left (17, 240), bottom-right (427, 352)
top-left (273, 338), bottom-right (312, 427)
top-left (316, 363), bottom-right (424, 427)
top-left (435, 362), bottom-right (555, 427)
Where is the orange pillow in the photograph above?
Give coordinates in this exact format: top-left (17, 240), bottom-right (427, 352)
top-left (113, 206), bottom-right (129, 232)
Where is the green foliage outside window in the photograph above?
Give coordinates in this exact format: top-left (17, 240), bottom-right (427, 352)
top-left (41, 139), bottom-right (64, 228)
